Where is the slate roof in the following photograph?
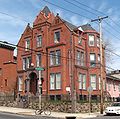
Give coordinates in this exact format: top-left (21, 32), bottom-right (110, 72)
top-left (42, 6), bottom-right (51, 17)
top-left (80, 24), bottom-right (96, 31)
top-left (62, 19), bottom-right (77, 31)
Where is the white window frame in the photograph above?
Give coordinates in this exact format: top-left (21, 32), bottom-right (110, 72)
top-left (76, 51), bottom-right (81, 65)
top-left (81, 52), bottom-right (84, 66)
top-left (50, 73), bottom-right (61, 90)
top-left (36, 54), bottom-right (41, 67)
top-left (54, 31), bottom-right (60, 43)
top-left (37, 35), bottom-right (42, 47)
top-left (78, 73), bottom-right (86, 90)
top-left (90, 53), bottom-right (96, 67)
top-left (25, 39), bottom-right (30, 51)
top-left (18, 76), bottom-right (23, 91)
top-left (50, 74), bottom-right (55, 90)
top-left (23, 58), bottom-right (26, 70)
top-left (56, 73), bottom-right (61, 89)
top-left (89, 35), bottom-right (95, 46)
top-left (55, 50), bottom-right (61, 65)
top-left (50, 50), bottom-right (61, 66)
top-left (90, 74), bottom-right (96, 90)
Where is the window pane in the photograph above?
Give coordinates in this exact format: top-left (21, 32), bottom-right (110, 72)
top-left (56, 50), bottom-right (61, 65)
top-left (50, 51), bottom-right (55, 65)
top-left (37, 35), bottom-right (42, 47)
top-left (90, 75), bottom-right (96, 90)
top-left (77, 51), bottom-right (80, 65)
top-left (90, 53), bottom-right (96, 67)
top-left (50, 74), bottom-right (55, 90)
top-left (54, 31), bottom-right (60, 43)
top-left (79, 74), bottom-right (82, 89)
top-left (56, 73), bottom-right (61, 89)
top-left (36, 54), bottom-right (41, 67)
top-left (25, 39), bottom-right (30, 51)
top-left (23, 58), bottom-right (26, 70)
top-left (82, 75), bottom-right (86, 89)
top-left (81, 52), bottom-right (84, 66)
top-left (27, 57), bottom-right (31, 68)
top-left (18, 76), bottom-right (23, 91)
top-left (89, 35), bottom-right (94, 46)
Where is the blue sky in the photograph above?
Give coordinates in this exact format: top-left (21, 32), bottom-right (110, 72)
top-left (0, 0), bottom-right (120, 71)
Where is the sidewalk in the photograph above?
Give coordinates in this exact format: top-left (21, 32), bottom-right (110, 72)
top-left (0, 106), bottom-right (104, 119)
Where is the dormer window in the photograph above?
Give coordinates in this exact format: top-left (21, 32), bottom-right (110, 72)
top-left (54, 31), bottom-right (60, 43)
top-left (89, 35), bottom-right (95, 46)
top-left (25, 39), bottom-right (30, 51)
top-left (37, 35), bottom-right (42, 47)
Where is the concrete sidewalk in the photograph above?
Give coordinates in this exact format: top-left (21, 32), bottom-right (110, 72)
top-left (0, 106), bottom-right (103, 119)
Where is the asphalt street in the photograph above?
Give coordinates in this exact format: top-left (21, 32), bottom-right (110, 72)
top-left (85, 115), bottom-right (120, 119)
top-left (0, 112), bottom-right (62, 119)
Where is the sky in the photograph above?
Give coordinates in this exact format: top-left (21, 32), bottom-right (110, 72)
top-left (0, 0), bottom-right (120, 71)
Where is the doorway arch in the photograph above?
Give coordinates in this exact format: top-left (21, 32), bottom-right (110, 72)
top-left (29, 72), bottom-right (38, 95)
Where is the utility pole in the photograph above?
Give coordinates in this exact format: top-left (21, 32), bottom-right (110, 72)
top-left (91, 16), bottom-right (108, 114)
top-left (70, 32), bottom-right (76, 113)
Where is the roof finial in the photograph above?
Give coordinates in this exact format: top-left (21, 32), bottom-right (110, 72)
top-left (57, 13), bottom-right (59, 16)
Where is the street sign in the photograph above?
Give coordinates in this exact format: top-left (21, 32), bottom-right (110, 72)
top-left (35, 67), bottom-right (45, 71)
top-left (87, 86), bottom-right (93, 93)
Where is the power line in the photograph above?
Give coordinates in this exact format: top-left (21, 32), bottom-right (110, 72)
top-left (0, 40), bottom-right (116, 72)
top-left (73, 0), bottom-right (120, 30)
top-left (0, 11), bottom-right (31, 24)
top-left (63, 0), bottom-right (120, 37)
top-left (42, 0), bottom-right (91, 20)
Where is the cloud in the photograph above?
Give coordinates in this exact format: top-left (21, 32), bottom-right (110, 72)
top-left (98, 2), bottom-right (107, 11)
top-left (70, 15), bottom-right (80, 26)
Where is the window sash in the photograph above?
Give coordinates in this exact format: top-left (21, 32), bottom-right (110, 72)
top-left (90, 53), bottom-right (96, 67)
top-left (25, 39), bottom-right (30, 51)
top-left (56, 50), bottom-right (61, 65)
top-left (36, 54), bottom-right (41, 67)
top-left (37, 35), bottom-right (42, 47)
top-left (50, 51), bottom-right (55, 65)
top-left (54, 31), bottom-right (60, 43)
top-left (90, 75), bottom-right (96, 90)
top-left (50, 50), bottom-right (61, 66)
top-left (89, 35), bottom-right (95, 46)
top-left (18, 76), bottom-right (23, 91)
top-left (79, 74), bottom-right (86, 90)
top-left (82, 75), bottom-right (86, 89)
top-left (23, 58), bottom-right (26, 70)
top-left (50, 74), bottom-right (55, 90)
top-left (56, 73), bottom-right (61, 89)
top-left (77, 51), bottom-right (81, 65)
top-left (81, 52), bottom-right (84, 66)
top-left (27, 57), bottom-right (31, 68)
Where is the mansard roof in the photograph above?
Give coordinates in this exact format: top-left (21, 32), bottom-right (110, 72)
top-left (62, 19), bottom-right (77, 31)
top-left (80, 24), bottom-right (96, 31)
